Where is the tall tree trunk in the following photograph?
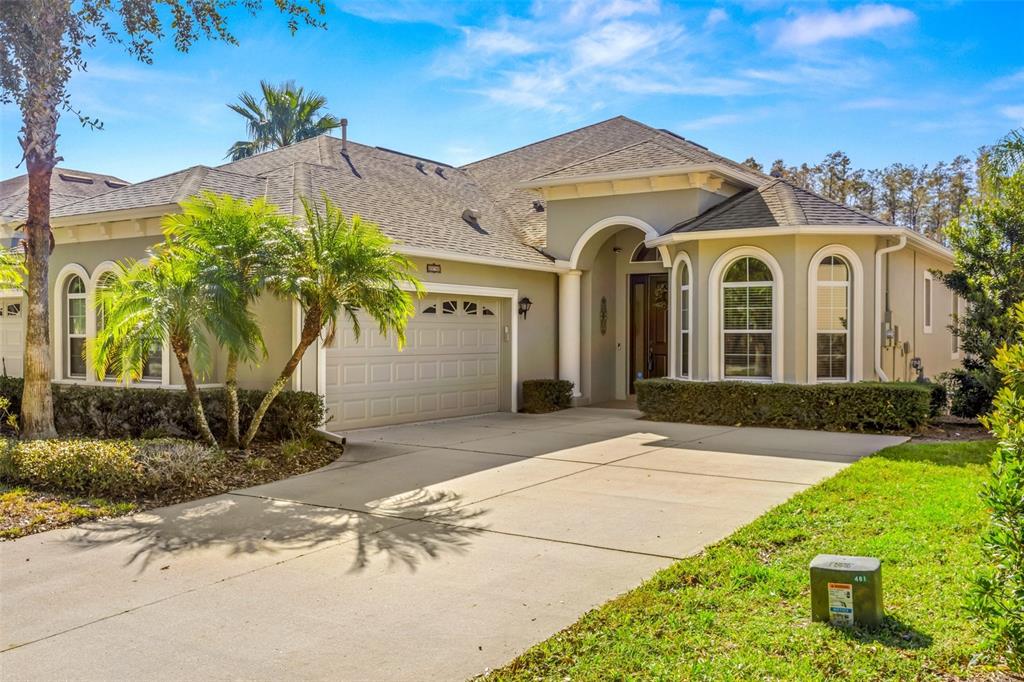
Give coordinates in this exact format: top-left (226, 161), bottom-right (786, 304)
top-left (240, 310), bottom-right (320, 448)
top-left (224, 350), bottom-right (240, 448)
top-left (18, 79), bottom-right (61, 440)
top-left (172, 342), bottom-right (217, 447)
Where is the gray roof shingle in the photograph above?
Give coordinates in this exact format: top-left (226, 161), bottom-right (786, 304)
top-left (669, 179), bottom-right (891, 233)
top-left (17, 116), bottom-right (897, 265)
top-left (0, 167), bottom-right (130, 222)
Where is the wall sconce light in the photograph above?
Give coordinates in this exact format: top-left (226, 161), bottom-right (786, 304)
top-left (518, 297), bottom-right (533, 319)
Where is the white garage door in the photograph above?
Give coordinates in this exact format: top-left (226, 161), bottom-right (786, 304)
top-left (323, 294), bottom-right (504, 431)
top-left (0, 298), bottom-right (24, 378)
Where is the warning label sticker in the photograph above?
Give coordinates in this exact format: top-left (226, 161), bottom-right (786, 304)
top-left (828, 582), bottom-right (854, 626)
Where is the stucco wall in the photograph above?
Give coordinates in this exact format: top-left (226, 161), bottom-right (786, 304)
top-left (882, 245), bottom-right (958, 382)
top-left (544, 188), bottom-right (727, 260)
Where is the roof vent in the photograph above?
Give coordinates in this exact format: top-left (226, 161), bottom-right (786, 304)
top-left (462, 208), bottom-right (480, 225)
top-left (58, 172), bottom-right (94, 185)
top-left (532, 200), bottom-right (545, 213)
top-left (340, 118), bottom-right (349, 155)
top-left (105, 180), bottom-right (128, 189)
top-left (415, 161), bottom-right (426, 173)
top-left (435, 166), bottom-right (446, 179)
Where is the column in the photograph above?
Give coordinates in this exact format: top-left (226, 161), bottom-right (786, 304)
top-left (558, 269), bottom-right (583, 398)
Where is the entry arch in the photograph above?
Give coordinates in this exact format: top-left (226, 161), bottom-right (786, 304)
top-left (568, 216), bottom-right (670, 269)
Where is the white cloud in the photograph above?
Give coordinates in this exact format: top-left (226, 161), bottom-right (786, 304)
top-left (772, 4), bottom-right (916, 48)
top-left (571, 21), bottom-right (670, 70)
top-left (679, 113), bottom-right (746, 130)
top-left (464, 29), bottom-right (538, 57)
top-left (563, 0), bottom-right (661, 24)
top-left (989, 69), bottom-right (1024, 92)
top-left (704, 8), bottom-right (728, 29)
top-left (335, 0), bottom-right (461, 25)
top-left (1002, 105), bottom-right (1024, 124)
top-left (840, 96), bottom-right (903, 110)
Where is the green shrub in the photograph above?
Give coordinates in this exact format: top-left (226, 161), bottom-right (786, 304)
top-left (970, 303), bottom-right (1024, 670)
top-left (0, 379), bottom-right (325, 442)
top-left (4, 439), bottom-right (145, 498)
top-left (940, 368), bottom-right (997, 418)
top-left (0, 437), bottom-right (227, 499)
top-left (522, 379), bottom-right (574, 414)
top-left (636, 379), bottom-right (933, 433)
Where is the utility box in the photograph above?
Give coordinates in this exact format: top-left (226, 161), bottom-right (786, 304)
top-left (810, 554), bottom-right (883, 628)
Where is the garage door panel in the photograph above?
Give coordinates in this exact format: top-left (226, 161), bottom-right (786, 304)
top-left (325, 294), bottom-right (505, 430)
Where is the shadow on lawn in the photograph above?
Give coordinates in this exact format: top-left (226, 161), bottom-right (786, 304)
top-left (63, 487), bottom-right (488, 574)
top-left (833, 615), bottom-right (934, 650)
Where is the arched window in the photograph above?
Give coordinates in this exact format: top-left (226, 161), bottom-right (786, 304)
top-left (678, 260), bottom-right (690, 377)
top-left (95, 271), bottom-right (162, 382)
top-left (65, 275), bottom-right (87, 378)
top-left (815, 255), bottom-right (851, 381)
top-left (630, 243), bottom-right (660, 263)
top-left (722, 256), bottom-right (773, 379)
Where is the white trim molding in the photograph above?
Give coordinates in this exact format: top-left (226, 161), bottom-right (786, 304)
top-left (568, 216), bottom-right (670, 269)
top-left (53, 263), bottom-right (91, 381)
top-left (806, 245), bottom-right (864, 384)
top-left (668, 250), bottom-right (693, 380)
top-left (874, 235), bottom-right (908, 382)
top-left (951, 294), bottom-right (962, 360)
top-left (708, 246), bottom-right (784, 382)
top-left (923, 270), bottom-right (934, 334)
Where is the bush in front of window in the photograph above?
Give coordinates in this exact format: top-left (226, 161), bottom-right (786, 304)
top-left (635, 379), bottom-right (934, 432)
top-left (522, 379), bottom-right (574, 414)
top-left (0, 378), bottom-right (324, 442)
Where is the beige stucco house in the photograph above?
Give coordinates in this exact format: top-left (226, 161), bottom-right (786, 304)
top-left (0, 116), bottom-right (960, 432)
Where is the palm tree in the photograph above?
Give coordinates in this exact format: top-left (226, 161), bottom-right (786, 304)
top-left (163, 192), bottom-right (292, 447)
top-left (992, 128), bottom-right (1024, 175)
top-left (239, 197), bottom-right (421, 448)
top-left (92, 247), bottom-right (257, 447)
top-left (226, 80), bottom-right (342, 160)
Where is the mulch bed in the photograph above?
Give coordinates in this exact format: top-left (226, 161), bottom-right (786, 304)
top-left (0, 438), bottom-right (342, 540)
top-left (914, 415), bottom-right (991, 443)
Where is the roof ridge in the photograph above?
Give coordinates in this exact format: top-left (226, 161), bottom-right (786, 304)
top-left (774, 180), bottom-right (808, 224)
top-left (460, 115), bottom-right (637, 169)
top-left (172, 166), bottom-right (211, 203)
top-left (34, 165), bottom-right (198, 216)
top-left (531, 136), bottom-right (660, 180)
top-left (780, 178), bottom-right (891, 226)
top-left (651, 128), bottom-right (770, 183)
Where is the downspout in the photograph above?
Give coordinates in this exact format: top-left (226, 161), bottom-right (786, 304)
top-left (874, 234), bottom-right (907, 382)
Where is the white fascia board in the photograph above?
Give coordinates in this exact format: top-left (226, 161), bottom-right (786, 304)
top-left (648, 225), bottom-right (954, 262)
top-left (395, 245), bottom-right (567, 273)
top-left (49, 203), bottom-right (181, 228)
top-left (514, 163), bottom-right (759, 191)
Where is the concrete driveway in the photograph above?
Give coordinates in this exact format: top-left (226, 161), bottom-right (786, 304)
top-left (0, 408), bottom-right (905, 680)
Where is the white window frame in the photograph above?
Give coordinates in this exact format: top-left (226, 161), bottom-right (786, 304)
top-left (669, 250), bottom-right (693, 380)
top-left (923, 271), bottom-right (934, 334)
top-left (65, 274), bottom-right (88, 379)
top-left (708, 246), bottom-right (784, 383)
top-left (806, 245), bottom-right (865, 384)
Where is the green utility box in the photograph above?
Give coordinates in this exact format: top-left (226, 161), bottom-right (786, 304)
top-left (810, 554), bottom-right (883, 628)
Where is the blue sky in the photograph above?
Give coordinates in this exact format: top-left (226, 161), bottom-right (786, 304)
top-left (2, 0), bottom-right (1023, 182)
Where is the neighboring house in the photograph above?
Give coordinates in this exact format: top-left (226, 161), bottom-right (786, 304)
top-left (0, 117), bottom-right (961, 432)
top-left (0, 167), bottom-right (130, 378)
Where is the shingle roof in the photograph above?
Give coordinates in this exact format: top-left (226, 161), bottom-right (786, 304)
top-left (48, 166), bottom-right (269, 218)
top-left (0, 167), bottom-right (130, 222)
top-left (25, 116), bottom-right (895, 265)
top-left (669, 179), bottom-right (891, 233)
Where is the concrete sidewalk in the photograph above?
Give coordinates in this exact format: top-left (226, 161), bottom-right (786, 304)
top-left (0, 409), bottom-right (905, 680)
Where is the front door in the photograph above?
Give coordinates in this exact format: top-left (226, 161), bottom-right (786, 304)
top-left (629, 273), bottom-right (669, 393)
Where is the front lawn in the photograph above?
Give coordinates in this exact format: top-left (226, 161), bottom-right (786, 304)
top-left (489, 440), bottom-right (1001, 680)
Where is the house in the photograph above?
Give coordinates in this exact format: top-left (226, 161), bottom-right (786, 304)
top-left (0, 167), bottom-right (130, 378)
top-left (0, 116), bottom-right (961, 431)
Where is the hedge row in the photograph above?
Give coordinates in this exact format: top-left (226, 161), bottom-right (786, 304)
top-left (0, 377), bottom-right (325, 442)
top-left (636, 379), bottom-right (938, 432)
top-left (522, 379), bottom-right (574, 414)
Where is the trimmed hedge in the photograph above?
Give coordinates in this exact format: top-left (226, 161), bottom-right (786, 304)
top-left (0, 377), bottom-right (324, 442)
top-left (636, 379), bottom-right (934, 432)
top-left (522, 379), bottom-right (574, 414)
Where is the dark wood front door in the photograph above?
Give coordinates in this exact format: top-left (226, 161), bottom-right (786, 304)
top-left (629, 273), bottom-right (669, 393)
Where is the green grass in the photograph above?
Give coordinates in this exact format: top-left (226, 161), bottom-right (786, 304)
top-left (489, 440), bottom-right (998, 681)
top-left (0, 484), bottom-right (137, 540)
